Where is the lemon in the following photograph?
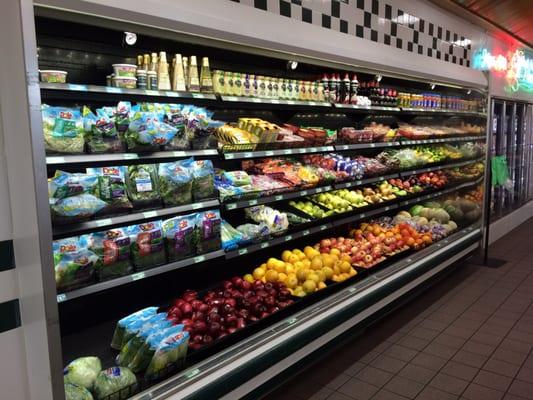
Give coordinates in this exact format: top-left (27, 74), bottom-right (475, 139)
top-left (293, 287), bottom-right (306, 297)
top-left (281, 250), bottom-right (292, 262)
top-left (265, 270), bottom-right (279, 283)
top-left (322, 255), bottom-right (335, 268)
top-left (322, 267), bottom-right (334, 280)
top-left (302, 259), bottom-right (311, 269)
top-left (267, 258), bottom-right (280, 270)
top-left (340, 261), bottom-right (351, 273)
top-left (286, 275), bottom-right (298, 289)
top-left (296, 268), bottom-right (308, 282)
top-left (286, 264), bottom-right (295, 274)
top-left (278, 272), bottom-right (288, 282)
top-left (253, 267), bottom-right (265, 280)
top-left (349, 268), bottom-right (357, 276)
top-left (341, 254), bottom-right (352, 264)
top-left (244, 273), bottom-right (254, 283)
top-left (316, 270), bottom-right (326, 282)
top-left (302, 280), bottom-right (317, 293)
top-left (288, 254), bottom-right (300, 264)
top-left (311, 256), bottom-right (323, 270)
top-left (330, 248), bottom-right (341, 257)
top-left (307, 273), bottom-right (320, 284)
top-left (275, 262), bottom-right (287, 274)
top-left (318, 282), bottom-right (327, 290)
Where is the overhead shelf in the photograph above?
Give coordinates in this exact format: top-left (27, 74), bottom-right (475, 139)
top-left (400, 107), bottom-right (487, 117)
top-left (333, 103), bottom-right (401, 112)
top-left (220, 95), bottom-right (331, 107)
top-left (56, 249), bottom-right (226, 303)
top-left (334, 173), bottom-right (400, 190)
top-left (52, 199), bottom-right (219, 238)
top-left (398, 156), bottom-right (485, 178)
top-left (223, 146), bottom-right (334, 160)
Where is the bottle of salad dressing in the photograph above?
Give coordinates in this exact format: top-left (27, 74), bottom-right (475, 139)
top-left (157, 51), bottom-right (171, 90)
top-left (188, 56), bottom-right (200, 92)
top-left (172, 53), bottom-right (186, 91)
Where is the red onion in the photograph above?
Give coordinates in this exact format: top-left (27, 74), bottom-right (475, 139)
top-left (224, 298), bottom-right (237, 308)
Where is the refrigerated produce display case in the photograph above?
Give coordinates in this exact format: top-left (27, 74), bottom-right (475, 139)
top-left (489, 100), bottom-right (533, 220)
top-left (19, 5), bottom-right (491, 400)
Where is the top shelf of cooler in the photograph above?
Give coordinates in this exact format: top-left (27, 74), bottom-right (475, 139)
top-left (39, 83), bottom-right (487, 117)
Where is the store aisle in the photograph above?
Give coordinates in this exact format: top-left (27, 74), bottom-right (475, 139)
top-left (263, 220), bottom-right (533, 400)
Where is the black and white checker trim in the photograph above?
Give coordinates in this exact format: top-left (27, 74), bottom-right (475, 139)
top-left (229, 0), bottom-right (472, 67)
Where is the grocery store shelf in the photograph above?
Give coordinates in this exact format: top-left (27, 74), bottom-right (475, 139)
top-left (334, 136), bottom-right (484, 151)
top-left (223, 146), bottom-right (334, 160)
top-left (334, 173), bottom-right (399, 189)
top-left (224, 185), bottom-right (333, 210)
top-left (52, 199), bottom-right (220, 238)
top-left (399, 156), bottom-right (484, 178)
top-left (330, 203), bottom-right (398, 227)
top-left (46, 149), bottom-right (219, 166)
top-left (220, 95), bottom-right (331, 107)
top-left (225, 223), bottom-right (331, 259)
top-left (333, 103), bottom-right (401, 112)
top-left (40, 82), bottom-right (217, 100)
top-left (335, 142), bottom-right (399, 151)
top-left (398, 177), bottom-right (484, 207)
top-left (400, 107), bottom-right (487, 117)
top-left (56, 249), bottom-right (226, 303)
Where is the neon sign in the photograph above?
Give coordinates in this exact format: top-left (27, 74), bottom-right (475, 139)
top-left (473, 48), bottom-right (533, 93)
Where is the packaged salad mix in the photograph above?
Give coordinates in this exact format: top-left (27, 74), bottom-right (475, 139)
top-left (88, 166), bottom-right (132, 215)
top-left (126, 221), bottom-right (166, 270)
top-left (158, 159), bottom-right (193, 207)
top-left (42, 105), bottom-right (85, 154)
top-left (125, 164), bottom-right (162, 209)
top-left (53, 237), bottom-right (98, 292)
top-left (162, 214), bottom-right (199, 261)
top-left (191, 160), bottom-right (215, 201)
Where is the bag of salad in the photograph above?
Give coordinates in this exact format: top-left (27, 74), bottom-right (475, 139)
top-left (196, 210), bottom-right (222, 254)
top-left (125, 111), bottom-right (177, 152)
top-left (42, 105), bottom-right (85, 154)
top-left (163, 104), bottom-right (190, 150)
top-left (191, 160), bottom-right (215, 201)
top-left (162, 214), bottom-right (199, 261)
top-left (110, 307), bottom-right (158, 350)
top-left (144, 330), bottom-right (189, 380)
top-left (93, 367), bottom-right (137, 400)
top-left (125, 164), bottom-right (162, 209)
top-left (82, 228), bottom-right (132, 281)
top-left (53, 237), bottom-right (98, 292)
top-left (82, 106), bottom-right (125, 153)
top-left (158, 159), bottom-right (193, 207)
top-left (88, 166), bottom-right (132, 215)
top-left (127, 221), bottom-right (166, 271)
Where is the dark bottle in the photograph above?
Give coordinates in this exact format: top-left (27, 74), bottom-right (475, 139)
top-left (350, 74), bottom-right (359, 104)
top-left (329, 74), bottom-right (337, 103)
top-left (322, 74), bottom-right (330, 102)
top-left (341, 73), bottom-right (351, 104)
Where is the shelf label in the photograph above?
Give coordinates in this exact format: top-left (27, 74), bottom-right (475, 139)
top-left (285, 235), bottom-right (293, 242)
top-left (69, 84), bottom-right (87, 91)
top-left (286, 100), bottom-right (295, 105)
top-left (355, 180), bottom-right (363, 185)
top-left (47, 156), bottom-right (65, 164)
top-left (244, 152), bottom-right (253, 158)
top-left (260, 242), bottom-right (269, 249)
top-left (287, 317), bottom-right (297, 325)
top-left (165, 91), bottom-right (179, 97)
top-left (302, 230), bottom-right (310, 236)
top-left (145, 90), bottom-right (159, 96)
top-left (185, 368), bottom-right (200, 379)
top-left (238, 248), bottom-right (249, 255)
top-left (143, 211), bottom-right (158, 218)
top-left (300, 190), bottom-right (308, 196)
top-left (226, 203), bottom-right (237, 210)
top-left (320, 224), bottom-right (328, 231)
top-left (348, 287), bottom-right (357, 293)
top-left (95, 218), bottom-right (112, 227)
top-left (131, 272), bottom-right (145, 281)
top-left (370, 143), bottom-right (376, 148)
top-left (172, 151), bottom-right (187, 157)
top-left (105, 87), bottom-right (122, 93)
top-left (308, 102), bottom-right (317, 106)
top-left (192, 93), bottom-right (205, 99)
top-left (283, 149), bottom-right (292, 155)
top-left (57, 294), bottom-right (67, 303)
top-left (275, 195), bottom-right (284, 201)
top-left (252, 98), bottom-right (262, 103)
top-left (265, 151), bottom-right (274, 156)
top-left (225, 153), bottom-right (235, 159)
top-left (123, 153), bottom-right (138, 159)
top-left (226, 96), bottom-right (238, 102)
top-left (194, 255), bottom-right (206, 263)
top-left (359, 213), bottom-right (366, 219)
top-left (191, 202), bottom-right (204, 210)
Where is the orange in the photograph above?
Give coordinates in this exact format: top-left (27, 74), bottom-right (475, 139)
top-left (302, 280), bottom-right (317, 293)
top-left (310, 256), bottom-right (323, 270)
top-left (265, 270), bottom-right (279, 283)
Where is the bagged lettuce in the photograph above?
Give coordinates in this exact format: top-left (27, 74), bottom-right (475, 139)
top-left (42, 105), bottom-right (85, 154)
top-left (144, 330), bottom-right (189, 380)
top-left (196, 210), bottom-right (221, 254)
top-left (82, 228), bottom-right (132, 281)
top-left (63, 356), bottom-right (102, 390)
top-left (64, 383), bottom-right (94, 400)
top-left (53, 237), bottom-right (98, 292)
top-left (127, 221), bottom-right (165, 270)
top-left (111, 307), bottom-right (158, 350)
top-left (88, 166), bottom-right (132, 215)
top-left (125, 164), bottom-right (162, 209)
top-left (191, 160), bottom-right (215, 201)
top-left (125, 110), bottom-right (177, 152)
top-left (158, 159), bottom-right (193, 207)
top-left (82, 106), bottom-right (125, 153)
top-left (162, 214), bottom-right (199, 261)
top-left (163, 104), bottom-right (190, 150)
top-left (93, 367), bottom-right (137, 400)
top-left (49, 170), bottom-right (100, 200)
top-left (116, 313), bottom-right (169, 367)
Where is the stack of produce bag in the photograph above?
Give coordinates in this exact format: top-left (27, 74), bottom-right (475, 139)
top-left (182, 106), bottom-right (224, 150)
top-left (53, 237), bottom-right (98, 292)
top-left (220, 220), bottom-right (248, 250)
top-left (82, 105), bottom-right (126, 154)
top-left (88, 166), bottom-right (133, 215)
top-left (42, 105), bottom-right (85, 154)
top-left (245, 205), bottom-right (289, 234)
top-left (125, 108), bottom-right (177, 152)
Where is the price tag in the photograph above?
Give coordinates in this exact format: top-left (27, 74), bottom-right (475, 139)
top-left (265, 151), bottom-right (274, 156)
top-left (359, 213), bottom-right (366, 219)
top-left (260, 242), bottom-right (269, 249)
top-left (286, 100), bottom-right (295, 105)
top-left (165, 91), bottom-right (179, 97)
top-left (69, 84), bottom-right (87, 91)
top-left (285, 235), bottom-right (293, 242)
top-left (320, 225), bottom-right (328, 231)
top-left (192, 93), bottom-right (205, 99)
top-left (194, 255), bottom-right (206, 263)
top-left (270, 99), bottom-right (280, 104)
top-left (225, 153), bottom-right (235, 160)
top-left (131, 272), bottom-right (145, 281)
top-left (172, 151), bottom-right (187, 157)
top-left (349, 287), bottom-right (357, 293)
top-left (283, 149), bottom-right (292, 155)
top-left (123, 153), bottom-right (138, 159)
top-left (191, 202), bottom-right (204, 210)
top-left (47, 156), bottom-right (65, 164)
top-left (145, 90), bottom-right (159, 96)
top-left (300, 190), bottom-right (308, 196)
top-left (385, 206), bottom-right (390, 211)
top-left (226, 96), bottom-right (238, 102)
top-left (298, 148), bottom-right (306, 154)
top-left (308, 102), bottom-right (317, 106)
top-left (302, 230), bottom-right (310, 236)
top-left (287, 317), bottom-right (297, 325)
top-left (105, 87), bottom-right (121, 93)
top-left (243, 152), bottom-right (253, 158)
top-left (226, 203), bottom-right (237, 210)
top-left (57, 294), bottom-right (67, 303)
top-left (370, 143), bottom-right (376, 147)
top-left (249, 200), bottom-right (258, 206)
top-left (185, 368), bottom-right (200, 379)
top-left (252, 98), bottom-right (262, 103)
top-left (356, 180), bottom-right (362, 185)
top-left (238, 248), bottom-right (248, 255)
top-left (275, 195), bottom-right (284, 201)
top-left (341, 145), bottom-right (349, 150)
top-left (95, 218), bottom-right (112, 227)
top-left (143, 211), bottom-right (158, 218)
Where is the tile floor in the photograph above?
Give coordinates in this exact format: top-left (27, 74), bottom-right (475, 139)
top-left (262, 220), bottom-right (533, 400)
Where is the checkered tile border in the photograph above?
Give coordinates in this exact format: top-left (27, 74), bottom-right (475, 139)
top-left (229, 0), bottom-right (472, 67)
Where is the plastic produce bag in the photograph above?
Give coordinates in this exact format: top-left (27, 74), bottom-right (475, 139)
top-left (158, 159), bottom-right (193, 207)
top-left (128, 324), bottom-right (183, 373)
top-left (125, 164), bottom-right (162, 209)
top-left (82, 228), bottom-right (132, 281)
top-left (125, 111), bottom-right (177, 152)
top-left (144, 330), bottom-right (189, 380)
top-left (49, 170), bottom-right (100, 200)
top-left (88, 166), bottom-right (133, 215)
top-left (162, 214), bottom-right (199, 261)
top-left (192, 160), bottom-right (215, 201)
top-left (53, 238), bottom-right (98, 292)
top-left (93, 367), bottom-right (137, 400)
top-left (127, 221), bottom-right (165, 271)
top-left (237, 223), bottom-right (270, 241)
top-left (64, 383), bottom-right (94, 400)
top-left (51, 194), bottom-right (107, 223)
top-left (222, 171), bottom-right (251, 186)
top-left (245, 206), bottom-right (288, 233)
top-left (116, 313), bottom-right (170, 367)
top-left (196, 210), bottom-right (222, 254)
top-left (63, 356), bottom-right (102, 390)
top-left (163, 104), bottom-right (190, 150)
top-left (111, 307), bottom-right (158, 350)
top-left (83, 106), bottom-right (125, 153)
top-left (221, 220), bottom-right (246, 250)
top-left (42, 105), bottom-right (85, 154)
